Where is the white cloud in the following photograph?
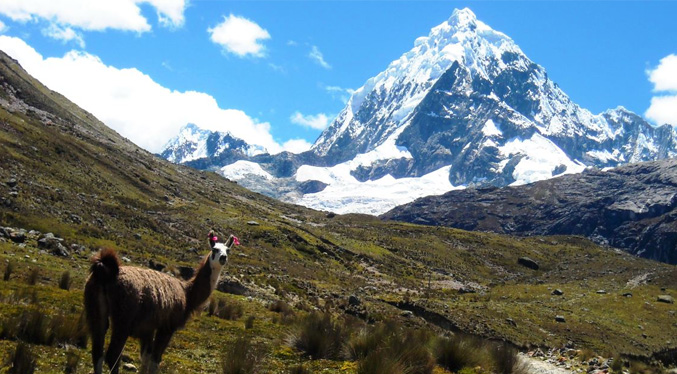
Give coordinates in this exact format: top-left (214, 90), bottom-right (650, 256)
top-left (309, 45), bottom-right (331, 69)
top-left (0, 35), bottom-right (292, 154)
top-left (646, 54), bottom-right (677, 126)
top-left (282, 139), bottom-right (312, 154)
top-left (290, 111), bottom-right (331, 130)
top-left (42, 24), bottom-right (85, 48)
top-left (325, 85), bottom-right (355, 104)
top-left (0, 20), bottom-right (8, 33)
top-left (208, 14), bottom-right (270, 58)
top-left (0, 0), bottom-right (187, 32)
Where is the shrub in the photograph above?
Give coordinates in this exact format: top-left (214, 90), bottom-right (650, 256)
top-left (7, 342), bottom-right (36, 374)
top-left (59, 271), bottom-right (72, 291)
top-left (221, 337), bottom-right (261, 374)
top-left (289, 312), bottom-right (348, 360)
top-left (4, 260), bottom-right (13, 281)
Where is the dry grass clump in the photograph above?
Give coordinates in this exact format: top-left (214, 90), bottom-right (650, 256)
top-left (59, 271), bottom-right (72, 291)
top-left (0, 307), bottom-right (87, 347)
top-left (288, 312), bottom-right (348, 360)
top-left (209, 297), bottom-right (244, 321)
top-left (221, 336), bottom-right (262, 374)
top-left (3, 260), bottom-right (13, 281)
top-left (5, 342), bottom-right (36, 374)
top-left (352, 321), bottom-right (435, 374)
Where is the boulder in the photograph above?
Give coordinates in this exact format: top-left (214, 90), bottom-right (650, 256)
top-left (657, 295), bottom-right (674, 304)
top-left (552, 289), bottom-right (564, 296)
top-left (518, 257), bottom-right (540, 270)
top-left (348, 295), bottom-right (361, 306)
top-left (555, 315), bottom-right (566, 323)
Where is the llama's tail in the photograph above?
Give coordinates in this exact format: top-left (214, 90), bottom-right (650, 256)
top-left (89, 247), bottom-right (121, 284)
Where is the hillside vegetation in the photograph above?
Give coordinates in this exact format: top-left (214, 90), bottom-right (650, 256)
top-left (0, 50), bottom-right (676, 373)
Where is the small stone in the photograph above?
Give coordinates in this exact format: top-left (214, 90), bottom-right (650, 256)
top-left (348, 295), bottom-right (361, 306)
top-left (247, 221), bottom-right (260, 226)
top-left (134, 233), bottom-right (142, 240)
top-left (596, 290), bottom-right (607, 294)
top-left (622, 292), bottom-right (632, 297)
top-left (6, 178), bottom-right (17, 188)
top-left (657, 295), bottom-right (674, 304)
top-left (552, 289), bottom-right (564, 296)
top-left (555, 315), bottom-right (566, 323)
top-left (122, 256), bottom-right (131, 263)
top-left (122, 363), bottom-right (137, 372)
top-left (506, 318), bottom-right (517, 327)
top-left (51, 243), bottom-right (70, 257)
top-left (401, 311), bottom-right (414, 318)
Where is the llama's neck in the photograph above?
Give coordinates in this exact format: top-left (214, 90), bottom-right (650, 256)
top-left (185, 257), bottom-right (219, 315)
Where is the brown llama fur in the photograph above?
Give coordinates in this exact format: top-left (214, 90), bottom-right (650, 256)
top-left (85, 233), bottom-right (235, 374)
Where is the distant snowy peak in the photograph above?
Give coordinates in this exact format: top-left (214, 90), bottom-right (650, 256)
top-left (311, 8), bottom-right (526, 159)
top-left (161, 123), bottom-right (266, 164)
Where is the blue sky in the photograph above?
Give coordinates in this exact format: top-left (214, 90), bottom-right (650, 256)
top-left (0, 1), bottom-right (675, 153)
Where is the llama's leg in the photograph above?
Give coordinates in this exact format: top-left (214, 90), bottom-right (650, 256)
top-left (105, 327), bottom-right (130, 374)
top-left (84, 281), bottom-right (108, 374)
top-left (138, 331), bottom-right (154, 374)
top-left (148, 328), bottom-right (175, 374)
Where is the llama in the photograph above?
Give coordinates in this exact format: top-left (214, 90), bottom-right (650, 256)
top-left (84, 231), bottom-right (238, 374)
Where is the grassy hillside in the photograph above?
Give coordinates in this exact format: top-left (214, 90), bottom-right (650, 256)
top-left (0, 50), bottom-right (676, 374)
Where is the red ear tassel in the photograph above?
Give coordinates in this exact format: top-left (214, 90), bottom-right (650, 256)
top-left (232, 236), bottom-right (240, 246)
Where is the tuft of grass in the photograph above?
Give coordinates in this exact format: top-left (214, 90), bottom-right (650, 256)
top-left (245, 315), bottom-right (255, 330)
top-left (435, 334), bottom-right (488, 373)
top-left (289, 364), bottom-right (311, 374)
top-left (351, 321), bottom-right (435, 374)
top-left (491, 343), bottom-right (520, 374)
top-left (6, 342), bottom-right (36, 374)
top-left (288, 312), bottom-right (348, 360)
top-left (3, 260), bottom-right (13, 281)
top-left (221, 337), bottom-right (262, 374)
top-left (59, 271), bottom-right (72, 291)
top-left (26, 268), bottom-right (39, 286)
top-left (212, 298), bottom-right (244, 321)
top-left (0, 308), bottom-right (87, 348)
top-left (64, 348), bottom-right (80, 374)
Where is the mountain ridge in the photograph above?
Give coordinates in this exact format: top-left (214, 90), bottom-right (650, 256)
top-left (161, 8), bottom-right (677, 215)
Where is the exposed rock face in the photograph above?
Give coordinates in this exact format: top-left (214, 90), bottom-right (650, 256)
top-left (382, 159), bottom-right (677, 264)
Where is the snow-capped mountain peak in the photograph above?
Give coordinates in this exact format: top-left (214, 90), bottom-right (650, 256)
top-left (311, 7), bottom-right (524, 160)
top-left (162, 8), bottom-right (677, 216)
top-left (161, 123), bottom-right (266, 164)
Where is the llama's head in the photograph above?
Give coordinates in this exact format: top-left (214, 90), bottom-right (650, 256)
top-left (207, 231), bottom-right (238, 269)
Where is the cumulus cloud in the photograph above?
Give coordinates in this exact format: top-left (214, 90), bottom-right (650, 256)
top-left (309, 45), bottom-right (331, 69)
top-left (646, 54), bottom-right (677, 126)
top-left (290, 111), bottom-right (331, 130)
top-left (0, 36), bottom-right (307, 154)
top-left (42, 24), bottom-right (85, 48)
top-left (325, 85), bottom-right (355, 104)
top-left (282, 139), bottom-right (313, 154)
top-left (208, 14), bottom-right (270, 58)
top-left (0, 0), bottom-right (187, 32)
top-left (0, 20), bottom-right (7, 33)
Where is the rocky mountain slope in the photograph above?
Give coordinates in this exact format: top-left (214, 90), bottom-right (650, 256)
top-left (162, 8), bottom-right (677, 215)
top-left (1, 47), bottom-right (676, 371)
top-left (382, 159), bottom-right (677, 264)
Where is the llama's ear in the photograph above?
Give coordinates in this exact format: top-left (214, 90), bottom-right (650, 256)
top-left (208, 230), bottom-right (217, 248)
top-left (225, 235), bottom-right (235, 248)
